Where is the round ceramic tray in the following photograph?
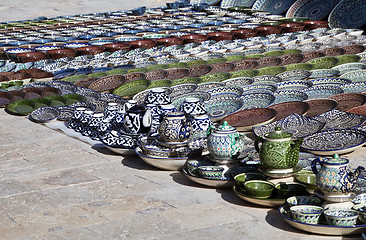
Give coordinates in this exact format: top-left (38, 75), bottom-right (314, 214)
top-left (313, 189), bottom-right (356, 203)
top-left (105, 145), bottom-right (136, 156)
top-left (135, 147), bottom-right (187, 171)
top-left (279, 206), bottom-right (366, 236)
top-left (233, 185), bottom-right (286, 207)
top-left (182, 168), bottom-right (234, 188)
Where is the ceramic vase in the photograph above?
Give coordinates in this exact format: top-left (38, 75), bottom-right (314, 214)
top-left (158, 111), bottom-right (191, 143)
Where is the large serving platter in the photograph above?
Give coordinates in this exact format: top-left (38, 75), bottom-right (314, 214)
top-left (279, 206), bottom-right (366, 236)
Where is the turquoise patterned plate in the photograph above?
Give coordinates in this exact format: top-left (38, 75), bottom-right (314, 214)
top-left (329, 0), bottom-right (366, 29)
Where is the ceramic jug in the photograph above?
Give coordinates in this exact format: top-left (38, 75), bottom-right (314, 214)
top-left (311, 154), bottom-right (364, 197)
top-left (255, 127), bottom-right (303, 171)
top-left (206, 121), bottom-right (245, 162)
top-left (158, 111), bottom-right (191, 143)
top-left (122, 105), bottom-right (152, 134)
top-left (144, 87), bottom-right (171, 105)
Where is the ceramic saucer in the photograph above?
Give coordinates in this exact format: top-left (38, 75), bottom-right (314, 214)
top-left (259, 165), bottom-right (302, 178)
top-left (314, 189), bottom-right (356, 203)
top-left (182, 167), bottom-right (234, 188)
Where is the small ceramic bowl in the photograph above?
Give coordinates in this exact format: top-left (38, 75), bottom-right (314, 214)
top-left (293, 172), bottom-right (317, 194)
top-left (352, 204), bottom-right (366, 223)
top-left (289, 205), bottom-right (323, 224)
top-left (323, 209), bottom-right (359, 226)
top-left (275, 182), bottom-right (307, 199)
top-left (234, 173), bottom-right (266, 188)
top-left (286, 196), bottom-right (322, 207)
top-left (143, 144), bottom-right (172, 158)
top-left (198, 166), bottom-right (225, 180)
top-left (244, 180), bottom-right (275, 199)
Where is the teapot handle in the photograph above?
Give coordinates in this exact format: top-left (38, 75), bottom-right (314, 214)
top-left (311, 157), bottom-right (323, 175)
top-left (142, 109), bottom-right (152, 128)
top-left (254, 137), bottom-right (263, 153)
top-left (207, 125), bottom-right (215, 136)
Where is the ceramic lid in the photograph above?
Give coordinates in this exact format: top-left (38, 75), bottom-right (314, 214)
top-left (265, 127), bottom-right (292, 139)
top-left (325, 153), bottom-right (349, 165)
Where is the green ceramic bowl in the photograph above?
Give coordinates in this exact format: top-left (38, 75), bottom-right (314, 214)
top-left (62, 94), bottom-right (87, 105)
top-left (45, 95), bottom-right (68, 107)
top-left (172, 77), bottom-right (200, 86)
top-left (146, 64), bottom-right (169, 71)
top-left (32, 97), bottom-right (51, 108)
top-left (285, 63), bottom-right (314, 71)
top-left (293, 172), bottom-right (317, 194)
top-left (225, 55), bottom-right (246, 62)
top-left (148, 79), bottom-right (172, 89)
top-left (306, 56), bottom-right (339, 69)
top-left (168, 62), bottom-right (188, 69)
top-left (263, 50), bottom-right (285, 57)
top-left (234, 173), bottom-right (266, 189)
top-left (62, 74), bottom-right (87, 83)
top-left (283, 49), bottom-right (302, 55)
top-left (244, 180), bottom-right (275, 199)
top-left (127, 68), bottom-right (148, 73)
top-left (335, 54), bottom-right (361, 65)
top-left (112, 79), bottom-right (150, 97)
top-left (257, 66), bottom-right (286, 76)
top-left (5, 99), bottom-right (37, 115)
top-left (206, 58), bottom-right (227, 64)
top-left (87, 72), bottom-right (107, 78)
top-left (186, 60), bottom-right (208, 67)
top-left (245, 54), bottom-right (265, 59)
top-left (230, 69), bottom-right (259, 78)
top-left (199, 72), bottom-right (232, 83)
top-left (106, 68), bottom-right (128, 76)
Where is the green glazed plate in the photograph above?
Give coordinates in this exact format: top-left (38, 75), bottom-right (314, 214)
top-left (45, 95), bottom-right (68, 107)
top-left (5, 99), bottom-right (37, 115)
top-left (306, 56), bottom-right (339, 69)
top-left (112, 79), bottom-right (150, 97)
top-left (285, 63), bottom-right (314, 71)
top-left (148, 79), bottom-right (172, 89)
top-left (32, 97), bottom-right (51, 108)
top-left (257, 66), bottom-right (286, 76)
top-left (62, 93), bottom-right (87, 105)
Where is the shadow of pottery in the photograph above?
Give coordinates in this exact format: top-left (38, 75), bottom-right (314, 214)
top-left (265, 209), bottom-right (306, 234)
top-left (218, 188), bottom-right (271, 209)
top-left (170, 172), bottom-right (219, 189)
top-left (121, 156), bottom-right (157, 171)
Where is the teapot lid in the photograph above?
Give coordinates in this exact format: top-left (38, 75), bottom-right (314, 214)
top-left (265, 127), bottom-right (292, 139)
top-left (325, 154), bottom-right (349, 165)
top-left (217, 121), bottom-right (236, 131)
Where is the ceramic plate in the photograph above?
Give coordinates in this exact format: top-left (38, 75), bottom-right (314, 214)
top-left (328, 0), bottom-right (366, 29)
top-left (303, 86), bottom-right (344, 99)
top-left (253, 113), bottom-right (325, 138)
top-left (312, 109), bottom-right (366, 130)
top-left (182, 168), bottom-right (234, 188)
top-left (304, 98), bottom-right (338, 117)
top-left (5, 99), bottom-right (37, 115)
top-left (240, 92), bottom-right (275, 109)
top-left (276, 80), bottom-right (313, 91)
top-left (272, 90), bottom-right (308, 105)
top-left (279, 206), bottom-right (366, 236)
top-left (328, 93), bottom-right (366, 112)
top-left (233, 185), bottom-right (286, 207)
top-left (135, 147), bottom-right (187, 171)
top-left (222, 108), bottom-right (277, 132)
top-left (0, 91), bottom-right (14, 107)
top-left (28, 106), bottom-right (60, 123)
top-left (57, 106), bottom-right (75, 121)
top-left (259, 165), bottom-right (302, 178)
top-left (268, 101), bottom-right (310, 121)
top-left (301, 128), bottom-right (366, 155)
top-left (204, 97), bottom-right (243, 122)
top-left (252, 0), bottom-right (297, 14)
top-left (340, 70), bottom-right (366, 82)
top-left (341, 82), bottom-right (366, 94)
top-left (314, 189), bottom-right (356, 203)
top-left (286, 0), bottom-right (336, 20)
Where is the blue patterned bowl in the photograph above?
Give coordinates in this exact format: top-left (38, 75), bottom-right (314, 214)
top-left (289, 205), bottom-right (323, 224)
top-left (303, 86), bottom-right (344, 99)
top-left (273, 90), bottom-right (308, 104)
top-left (324, 209), bottom-right (359, 226)
top-left (276, 80), bottom-right (313, 91)
top-left (204, 97), bottom-right (243, 122)
top-left (240, 92), bottom-right (275, 109)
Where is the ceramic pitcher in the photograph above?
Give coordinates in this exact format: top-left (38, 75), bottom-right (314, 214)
top-left (122, 105), bottom-right (151, 134)
top-left (312, 154), bottom-right (364, 197)
top-left (206, 121), bottom-right (245, 161)
top-left (255, 127), bottom-right (303, 171)
top-left (158, 111), bottom-right (191, 143)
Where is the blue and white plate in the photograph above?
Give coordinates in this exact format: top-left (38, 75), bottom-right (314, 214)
top-left (340, 70), bottom-right (366, 82)
top-left (222, 77), bottom-right (254, 87)
top-left (332, 62), bottom-right (366, 75)
top-left (309, 69), bottom-right (340, 79)
top-left (341, 82), bottom-right (366, 93)
top-left (328, 0), bottom-right (366, 29)
top-left (206, 86), bottom-right (243, 99)
top-left (312, 109), bottom-right (366, 130)
top-left (252, 0), bottom-right (297, 14)
top-left (276, 80), bottom-right (313, 91)
top-left (240, 92), bottom-right (275, 109)
top-left (303, 85), bottom-right (344, 99)
top-left (276, 70), bottom-right (311, 81)
top-left (310, 78), bottom-right (352, 86)
top-left (286, 0), bottom-right (336, 20)
top-left (253, 113), bottom-right (325, 138)
top-left (29, 106), bottom-right (60, 123)
top-left (204, 97), bottom-right (243, 122)
top-left (301, 128), bottom-right (366, 155)
top-left (273, 90), bottom-right (308, 104)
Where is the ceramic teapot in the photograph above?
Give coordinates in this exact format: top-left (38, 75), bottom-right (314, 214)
top-left (255, 127), bottom-right (303, 171)
top-left (158, 111), bottom-right (191, 143)
top-left (207, 121), bottom-right (245, 162)
top-left (122, 104), bottom-right (152, 134)
top-left (311, 154), bottom-right (364, 197)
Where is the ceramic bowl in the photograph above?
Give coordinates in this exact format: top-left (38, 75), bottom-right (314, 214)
top-left (328, 93), bottom-right (366, 112)
top-left (289, 205), bottom-right (324, 224)
top-left (303, 86), bottom-right (344, 100)
top-left (268, 101), bottom-right (310, 122)
top-left (273, 90), bottom-right (308, 105)
top-left (204, 97), bottom-right (243, 122)
top-left (244, 180), bottom-right (275, 199)
top-left (304, 98), bottom-right (338, 117)
top-left (275, 182), bottom-right (307, 199)
top-left (352, 204), bottom-right (366, 223)
top-left (189, 64), bottom-right (212, 77)
top-left (206, 32), bottom-right (234, 41)
top-left (323, 209), bottom-right (359, 226)
top-left (142, 144), bottom-right (172, 158)
top-left (232, 59), bottom-right (259, 71)
top-left (293, 172), bottom-right (317, 193)
top-left (76, 46), bottom-right (105, 55)
top-left (230, 28), bottom-right (258, 39)
top-left (181, 34), bottom-right (208, 43)
top-left (255, 26), bottom-right (282, 36)
top-left (234, 173), bottom-right (266, 188)
top-left (286, 196), bottom-right (322, 207)
top-left (198, 166), bottom-right (225, 180)
top-left (165, 68), bottom-right (190, 80)
top-left (16, 51), bottom-right (46, 63)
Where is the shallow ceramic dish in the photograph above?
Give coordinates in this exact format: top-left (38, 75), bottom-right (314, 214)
top-left (183, 168), bottom-right (234, 188)
top-left (268, 101), bottom-right (310, 121)
top-left (5, 99), bottom-right (36, 115)
top-left (57, 105), bottom-right (75, 121)
top-left (221, 77), bottom-right (254, 87)
top-left (195, 82), bottom-right (225, 92)
top-left (332, 62), bottom-right (366, 75)
top-left (312, 109), bottom-right (366, 130)
top-left (341, 82), bottom-right (366, 94)
top-left (259, 165), bottom-right (303, 179)
top-left (304, 98), bottom-right (338, 117)
top-left (169, 83), bottom-right (198, 99)
top-left (28, 106), bottom-right (60, 123)
top-left (171, 91), bottom-right (211, 109)
top-left (279, 206), bottom-right (366, 236)
top-left (233, 185), bottom-right (285, 207)
top-left (328, 93), bottom-right (366, 112)
top-left (276, 80), bottom-right (313, 91)
top-left (311, 78), bottom-right (351, 87)
top-left (135, 147), bottom-right (187, 171)
top-left (206, 86), bottom-right (243, 99)
top-left (340, 70), bottom-right (366, 82)
top-left (309, 69), bottom-right (340, 79)
top-left (347, 105), bottom-right (366, 116)
top-left (222, 108), bottom-right (277, 132)
top-left (0, 91), bottom-right (14, 107)
top-left (273, 90), bottom-right (308, 105)
top-left (276, 70), bottom-right (311, 81)
top-left (253, 113), bottom-right (325, 138)
top-left (22, 87), bottom-right (44, 99)
top-left (204, 97), bottom-right (243, 122)
top-left (303, 86), bottom-right (344, 99)
top-left (301, 128), bottom-right (366, 155)
top-left (240, 92), bottom-right (275, 109)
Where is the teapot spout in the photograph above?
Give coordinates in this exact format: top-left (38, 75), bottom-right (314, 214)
top-left (349, 166), bottom-right (365, 182)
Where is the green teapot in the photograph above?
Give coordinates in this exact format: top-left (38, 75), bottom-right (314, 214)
top-left (254, 127), bottom-right (303, 171)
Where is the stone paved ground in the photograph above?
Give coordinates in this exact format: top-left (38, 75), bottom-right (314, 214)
top-left (2, 109), bottom-right (364, 239)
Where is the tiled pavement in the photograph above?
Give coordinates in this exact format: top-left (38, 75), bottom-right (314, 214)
top-left (1, 109), bottom-right (363, 239)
